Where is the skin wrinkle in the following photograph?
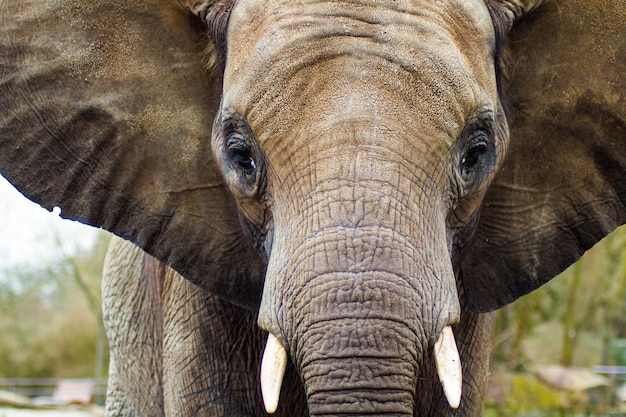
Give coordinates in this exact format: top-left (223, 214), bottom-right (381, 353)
top-left (283, 273), bottom-right (427, 345)
top-left (300, 319), bottom-right (421, 356)
top-left (279, 225), bottom-right (437, 281)
top-left (292, 184), bottom-right (433, 237)
top-left (157, 255), bottom-right (273, 416)
top-left (307, 138), bottom-right (446, 185)
top-left (270, 224), bottom-right (450, 358)
top-left (296, 307), bottom-right (426, 356)
top-left (226, 1), bottom-right (495, 142)
top-left (103, 238), bottom-right (165, 417)
top-left (292, 271), bottom-right (423, 320)
top-left (266, 133), bottom-right (450, 241)
top-left (304, 372), bottom-right (417, 395)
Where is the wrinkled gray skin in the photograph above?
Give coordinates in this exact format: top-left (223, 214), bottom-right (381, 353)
top-left (0, 0), bottom-right (624, 415)
top-left (103, 237), bottom-right (491, 416)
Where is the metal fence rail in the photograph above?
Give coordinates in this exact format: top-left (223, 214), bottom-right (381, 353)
top-left (0, 378), bottom-right (107, 400)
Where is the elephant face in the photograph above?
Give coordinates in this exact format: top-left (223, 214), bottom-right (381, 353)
top-left (1, 0), bottom-right (625, 415)
top-left (211, 0), bottom-right (507, 412)
top-left (220, 0), bottom-right (504, 248)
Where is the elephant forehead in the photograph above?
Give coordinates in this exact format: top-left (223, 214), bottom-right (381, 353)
top-left (224, 0), bottom-right (497, 138)
top-left (226, 0), bottom-right (494, 70)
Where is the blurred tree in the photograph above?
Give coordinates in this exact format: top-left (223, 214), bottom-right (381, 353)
top-left (558, 228), bottom-right (626, 366)
top-left (491, 225), bottom-right (626, 370)
top-left (491, 273), bottom-right (559, 370)
top-left (0, 231), bottom-right (110, 378)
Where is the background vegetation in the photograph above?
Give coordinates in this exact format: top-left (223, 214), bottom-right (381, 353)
top-left (493, 225), bottom-right (626, 370)
top-left (0, 232), bottom-right (110, 379)
top-left (488, 224), bottom-right (626, 415)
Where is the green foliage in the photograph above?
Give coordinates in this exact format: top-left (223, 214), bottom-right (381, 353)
top-left (492, 278), bottom-right (560, 370)
top-left (490, 225), bottom-right (626, 415)
top-left (508, 375), bottom-right (565, 412)
top-left (492, 225), bottom-right (626, 370)
top-left (0, 232), bottom-right (110, 378)
top-left (486, 373), bottom-right (565, 417)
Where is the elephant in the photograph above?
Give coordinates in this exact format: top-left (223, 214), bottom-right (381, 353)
top-left (0, 0), bottom-right (624, 415)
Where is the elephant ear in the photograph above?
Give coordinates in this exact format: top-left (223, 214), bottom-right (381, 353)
top-left (0, 0), bottom-right (265, 309)
top-left (462, 0), bottom-right (626, 312)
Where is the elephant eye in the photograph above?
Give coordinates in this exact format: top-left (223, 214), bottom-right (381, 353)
top-left (230, 146), bottom-right (256, 175)
top-left (461, 142), bottom-right (489, 174)
top-left (227, 136), bottom-right (257, 177)
top-left (218, 112), bottom-right (265, 198)
top-left (460, 130), bottom-right (492, 177)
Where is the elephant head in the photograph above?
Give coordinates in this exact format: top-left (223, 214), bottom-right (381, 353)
top-left (1, 0), bottom-right (624, 415)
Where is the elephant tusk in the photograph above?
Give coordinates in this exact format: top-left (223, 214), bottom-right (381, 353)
top-left (434, 326), bottom-right (462, 409)
top-left (261, 333), bottom-right (288, 414)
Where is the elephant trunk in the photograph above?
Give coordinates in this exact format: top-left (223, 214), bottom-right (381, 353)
top-left (295, 300), bottom-right (420, 417)
top-left (257, 131), bottom-right (462, 414)
top-left (259, 224), bottom-right (461, 416)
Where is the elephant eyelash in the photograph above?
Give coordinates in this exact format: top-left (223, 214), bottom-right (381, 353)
top-left (451, 125), bottom-right (496, 201)
top-left (227, 135), bottom-right (257, 176)
top-left (217, 113), bottom-right (266, 198)
top-left (229, 147), bottom-right (256, 175)
top-left (219, 112), bottom-right (261, 179)
top-left (460, 131), bottom-right (491, 175)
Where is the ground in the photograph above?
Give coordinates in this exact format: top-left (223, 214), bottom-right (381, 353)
top-left (0, 408), bottom-right (102, 417)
